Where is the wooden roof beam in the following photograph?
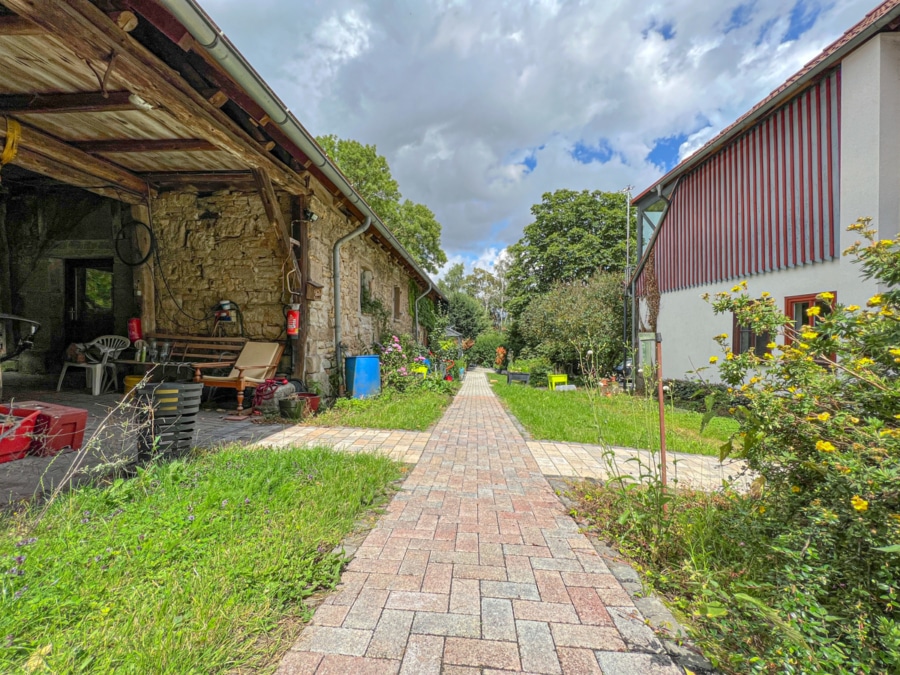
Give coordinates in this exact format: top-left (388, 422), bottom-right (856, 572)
top-left (0, 116), bottom-right (151, 200)
top-left (0, 13), bottom-right (39, 34)
top-left (0, 91), bottom-right (136, 115)
top-left (141, 170), bottom-right (256, 191)
top-left (71, 138), bottom-right (217, 153)
top-left (0, 0), bottom-right (307, 195)
top-left (10, 147), bottom-right (145, 203)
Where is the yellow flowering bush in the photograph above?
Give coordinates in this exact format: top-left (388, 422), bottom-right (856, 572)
top-left (702, 219), bottom-right (900, 670)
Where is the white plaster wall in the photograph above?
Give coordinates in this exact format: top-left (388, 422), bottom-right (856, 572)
top-left (654, 259), bottom-right (851, 381)
top-left (840, 33), bottom-right (900, 304)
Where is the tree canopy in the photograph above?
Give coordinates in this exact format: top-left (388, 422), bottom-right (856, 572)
top-left (447, 291), bottom-right (491, 340)
top-left (506, 189), bottom-right (634, 318)
top-left (317, 134), bottom-right (448, 274)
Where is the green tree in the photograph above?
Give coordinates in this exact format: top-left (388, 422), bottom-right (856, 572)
top-left (438, 262), bottom-right (467, 295)
top-left (447, 291), bottom-right (491, 340)
top-left (518, 272), bottom-right (623, 372)
top-left (317, 135), bottom-right (448, 273)
top-left (507, 189), bottom-right (634, 318)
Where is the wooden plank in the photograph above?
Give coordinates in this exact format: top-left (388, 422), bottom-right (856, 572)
top-left (0, 91), bottom-right (136, 115)
top-left (1, 0), bottom-right (307, 195)
top-left (0, 116), bottom-right (150, 199)
top-left (141, 170), bottom-right (255, 190)
top-left (71, 138), bottom-right (217, 153)
top-left (0, 14), bottom-right (40, 34)
top-left (9, 147), bottom-right (144, 203)
top-left (291, 196), bottom-right (309, 379)
top-left (130, 204), bottom-right (156, 334)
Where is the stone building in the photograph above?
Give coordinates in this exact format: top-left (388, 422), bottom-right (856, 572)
top-left (0, 0), bottom-right (442, 395)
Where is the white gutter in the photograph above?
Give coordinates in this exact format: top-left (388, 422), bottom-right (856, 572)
top-left (157, 0), bottom-right (443, 300)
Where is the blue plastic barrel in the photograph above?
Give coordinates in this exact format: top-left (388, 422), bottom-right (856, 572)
top-left (345, 355), bottom-right (381, 399)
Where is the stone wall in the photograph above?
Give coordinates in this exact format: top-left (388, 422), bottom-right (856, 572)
top-left (149, 188), bottom-right (421, 394)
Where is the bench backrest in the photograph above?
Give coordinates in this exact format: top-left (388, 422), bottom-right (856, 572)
top-left (148, 334), bottom-right (247, 363)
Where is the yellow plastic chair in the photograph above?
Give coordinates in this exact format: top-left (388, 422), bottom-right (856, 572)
top-left (548, 374), bottom-right (568, 390)
top-left (412, 366), bottom-right (428, 378)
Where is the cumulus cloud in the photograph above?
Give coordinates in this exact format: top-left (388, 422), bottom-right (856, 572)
top-left (200, 0), bottom-right (872, 263)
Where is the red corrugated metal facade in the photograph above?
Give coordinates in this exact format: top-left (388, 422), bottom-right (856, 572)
top-left (639, 69), bottom-right (841, 294)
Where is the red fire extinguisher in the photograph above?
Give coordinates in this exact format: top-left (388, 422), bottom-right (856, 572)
top-left (286, 304), bottom-right (300, 338)
top-left (127, 318), bottom-right (143, 342)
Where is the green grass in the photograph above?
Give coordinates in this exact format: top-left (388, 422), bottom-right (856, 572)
top-left (490, 380), bottom-right (738, 456)
top-left (310, 387), bottom-right (457, 431)
top-left (0, 445), bottom-right (403, 673)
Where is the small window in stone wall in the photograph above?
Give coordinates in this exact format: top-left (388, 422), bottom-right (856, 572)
top-left (393, 286), bottom-right (401, 320)
top-left (360, 269), bottom-right (374, 311)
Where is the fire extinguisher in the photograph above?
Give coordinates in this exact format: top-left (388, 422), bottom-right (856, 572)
top-left (127, 318), bottom-right (143, 342)
top-left (286, 304), bottom-right (300, 338)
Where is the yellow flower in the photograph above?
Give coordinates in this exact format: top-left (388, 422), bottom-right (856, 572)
top-left (791, 486), bottom-right (801, 494)
top-left (806, 306), bottom-right (821, 317)
top-left (816, 440), bottom-right (836, 452)
top-left (846, 305), bottom-right (860, 312)
top-left (880, 308), bottom-right (894, 317)
top-left (717, 333), bottom-right (728, 340)
top-left (801, 331), bottom-right (817, 340)
top-left (731, 285), bottom-right (742, 293)
top-left (767, 342), bottom-right (777, 350)
top-left (709, 356), bottom-right (718, 364)
top-left (868, 295), bottom-right (883, 307)
top-left (851, 495), bottom-right (868, 512)
top-left (740, 280), bottom-right (748, 288)
top-left (855, 358), bottom-right (874, 368)
top-left (761, 291), bottom-right (771, 298)
top-left (818, 292), bottom-right (834, 301)
top-left (889, 348), bottom-right (900, 357)
top-left (787, 386), bottom-right (796, 393)
top-left (758, 506), bottom-right (766, 514)
top-left (749, 376), bottom-right (760, 384)
top-left (849, 416), bottom-right (860, 424)
top-left (816, 412), bottom-right (831, 422)
top-left (726, 353), bottom-right (734, 361)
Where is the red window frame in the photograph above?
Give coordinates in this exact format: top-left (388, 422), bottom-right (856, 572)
top-left (784, 292), bottom-right (836, 343)
top-left (732, 313), bottom-right (771, 357)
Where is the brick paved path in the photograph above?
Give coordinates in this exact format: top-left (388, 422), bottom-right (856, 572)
top-left (277, 372), bottom-right (685, 674)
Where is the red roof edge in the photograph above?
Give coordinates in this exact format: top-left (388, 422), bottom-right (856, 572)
top-left (633, 0), bottom-right (900, 204)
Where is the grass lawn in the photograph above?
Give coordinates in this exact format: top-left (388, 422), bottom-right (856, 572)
top-left (490, 380), bottom-right (738, 456)
top-left (0, 445), bottom-right (403, 673)
top-left (309, 387), bottom-right (457, 431)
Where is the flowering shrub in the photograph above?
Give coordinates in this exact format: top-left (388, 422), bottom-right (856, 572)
top-left (700, 219), bottom-right (900, 671)
top-left (378, 334), bottom-right (416, 392)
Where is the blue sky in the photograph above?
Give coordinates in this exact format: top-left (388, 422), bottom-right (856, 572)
top-left (201, 0), bottom-right (871, 276)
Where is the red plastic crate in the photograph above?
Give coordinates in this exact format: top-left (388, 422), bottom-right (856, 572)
top-left (0, 408), bottom-right (39, 463)
top-left (0, 401), bottom-right (88, 456)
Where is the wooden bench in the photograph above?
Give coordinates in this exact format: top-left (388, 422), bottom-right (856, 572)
top-left (117, 334), bottom-right (248, 382)
top-left (507, 371), bottom-right (530, 385)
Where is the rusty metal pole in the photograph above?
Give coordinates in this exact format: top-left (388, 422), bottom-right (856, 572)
top-left (655, 332), bottom-right (667, 488)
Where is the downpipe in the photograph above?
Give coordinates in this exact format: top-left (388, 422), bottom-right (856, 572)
top-left (333, 217), bottom-right (371, 393)
top-left (414, 281), bottom-right (432, 344)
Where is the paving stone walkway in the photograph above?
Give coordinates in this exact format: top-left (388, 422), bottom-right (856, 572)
top-left (276, 372), bottom-right (691, 674)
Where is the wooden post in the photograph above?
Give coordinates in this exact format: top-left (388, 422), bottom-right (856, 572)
top-left (292, 196), bottom-right (309, 380)
top-left (655, 333), bottom-right (667, 488)
top-left (130, 204), bottom-right (156, 334)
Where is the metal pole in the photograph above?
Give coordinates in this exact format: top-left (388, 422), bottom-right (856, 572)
top-left (655, 332), bottom-right (667, 488)
top-left (621, 186), bottom-right (633, 391)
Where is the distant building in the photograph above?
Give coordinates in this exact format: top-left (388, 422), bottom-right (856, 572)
top-left (632, 0), bottom-right (900, 379)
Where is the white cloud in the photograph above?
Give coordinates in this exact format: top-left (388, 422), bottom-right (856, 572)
top-left (199, 0), bottom-right (873, 266)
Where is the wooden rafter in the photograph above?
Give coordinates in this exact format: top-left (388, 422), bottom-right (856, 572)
top-left (0, 91), bottom-right (136, 115)
top-left (0, 14), bottom-right (39, 34)
top-left (141, 170), bottom-right (255, 190)
top-left (0, 116), bottom-right (150, 200)
top-left (71, 138), bottom-right (217, 153)
top-left (0, 0), bottom-right (307, 194)
top-left (252, 167), bottom-right (302, 295)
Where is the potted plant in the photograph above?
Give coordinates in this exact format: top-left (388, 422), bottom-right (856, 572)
top-left (294, 381), bottom-right (322, 414)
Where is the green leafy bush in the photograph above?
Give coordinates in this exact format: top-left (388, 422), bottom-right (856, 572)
top-left (518, 272), bottom-right (623, 373)
top-left (508, 356), bottom-right (553, 387)
top-left (467, 330), bottom-right (507, 366)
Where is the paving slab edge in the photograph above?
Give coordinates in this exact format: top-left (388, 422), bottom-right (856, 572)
top-left (547, 477), bottom-right (720, 675)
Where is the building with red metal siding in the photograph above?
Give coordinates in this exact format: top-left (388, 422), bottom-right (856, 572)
top-left (631, 0), bottom-right (900, 380)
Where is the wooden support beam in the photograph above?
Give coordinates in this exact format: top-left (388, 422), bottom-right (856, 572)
top-left (1, 0), bottom-right (307, 195)
top-left (0, 91), bottom-right (136, 115)
top-left (141, 170), bottom-right (255, 191)
top-left (8, 147), bottom-right (144, 203)
top-left (0, 116), bottom-right (150, 199)
top-left (71, 138), bottom-right (217, 153)
top-left (252, 167), bottom-right (302, 295)
top-left (0, 14), bottom-right (39, 34)
top-left (292, 196), bottom-right (309, 380)
top-left (130, 204), bottom-right (156, 333)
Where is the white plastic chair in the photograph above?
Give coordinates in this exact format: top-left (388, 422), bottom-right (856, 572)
top-left (56, 335), bottom-right (131, 396)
